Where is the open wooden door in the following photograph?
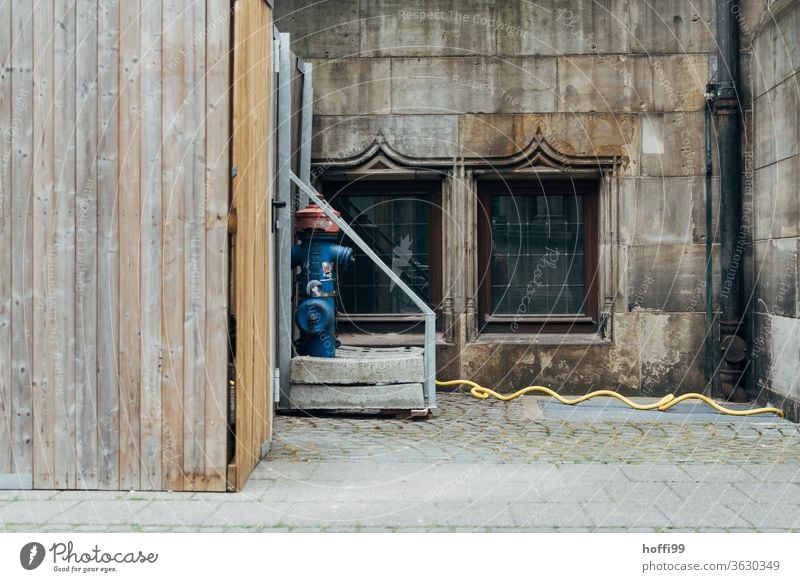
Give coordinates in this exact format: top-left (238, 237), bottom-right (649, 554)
top-left (230, 0), bottom-right (273, 491)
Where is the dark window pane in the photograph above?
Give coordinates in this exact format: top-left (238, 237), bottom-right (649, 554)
top-left (490, 193), bottom-right (585, 315)
top-left (335, 194), bottom-right (431, 315)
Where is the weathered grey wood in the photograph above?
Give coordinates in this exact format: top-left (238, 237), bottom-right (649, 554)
top-left (32, 0), bottom-right (56, 489)
top-left (53, 0), bottom-right (77, 489)
top-left (161, 0), bottom-right (186, 492)
top-left (139, 0), bottom-right (163, 492)
top-left (75, 0), bottom-right (99, 490)
top-left (183, 0), bottom-right (206, 491)
top-left (10, 0), bottom-right (34, 487)
top-left (96, 0), bottom-right (121, 489)
top-left (0, 0), bottom-right (12, 477)
top-left (204, 0), bottom-right (232, 492)
top-left (119, 0), bottom-right (142, 491)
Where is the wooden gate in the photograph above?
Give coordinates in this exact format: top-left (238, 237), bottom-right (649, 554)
top-left (230, 0), bottom-right (274, 491)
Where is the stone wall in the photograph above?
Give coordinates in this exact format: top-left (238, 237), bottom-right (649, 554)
top-left (274, 0), bottom-right (749, 397)
top-left (750, 0), bottom-right (800, 418)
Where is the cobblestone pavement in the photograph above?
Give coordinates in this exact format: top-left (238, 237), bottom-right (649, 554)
top-left (1, 392), bottom-right (799, 532)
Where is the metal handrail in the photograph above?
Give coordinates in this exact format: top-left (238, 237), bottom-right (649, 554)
top-left (289, 172), bottom-right (437, 409)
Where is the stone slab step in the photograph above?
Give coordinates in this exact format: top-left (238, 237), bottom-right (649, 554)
top-left (288, 383), bottom-right (425, 411)
top-left (291, 345), bottom-right (424, 385)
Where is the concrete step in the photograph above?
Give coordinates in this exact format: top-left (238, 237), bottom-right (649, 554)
top-left (287, 382), bottom-right (425, 411)
top-left (291, 345), bottom-right (424, 385)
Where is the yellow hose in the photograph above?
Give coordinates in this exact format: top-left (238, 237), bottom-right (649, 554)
top-left (435, 379), bottom-right (784, 418)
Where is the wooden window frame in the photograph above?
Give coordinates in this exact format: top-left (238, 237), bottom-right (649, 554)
top-left (323, 179), bottom-right (443, 334)
top-left (477, 178), bottom-right (599, 334)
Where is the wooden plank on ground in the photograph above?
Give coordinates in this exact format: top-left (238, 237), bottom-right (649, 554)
top-left (139, 0), bottom-right (163, 492)
top-left (0, 0), bottom-right (12, 477)
top-left (53, 0), bottom-right (78, 489)
top-left (118, 0), bottom-right (142, 492)
top-left (96, 0), bottom-right (121, 489)
top-left (204, 0), bottom-right (232, 492)
top-left (10, 0), bottom-right (34, 487)
top-left (75, 0), bottom-right (99, 490)
top-left (183, 0), bottom-right (207, 492)
top-left (161, 0), bottom-right (186, 492)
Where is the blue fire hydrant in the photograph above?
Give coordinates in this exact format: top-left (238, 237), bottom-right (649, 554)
top-left (291, 203), bottom-right (354, 358)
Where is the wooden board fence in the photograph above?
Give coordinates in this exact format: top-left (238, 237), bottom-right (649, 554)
top-left (0, 0), bottom-right (238, 491)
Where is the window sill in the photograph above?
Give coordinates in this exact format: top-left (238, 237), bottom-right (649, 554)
top-left (338, 332), bottom-right (451, 347)
top-left (474, 332), bottom-right (609, 346)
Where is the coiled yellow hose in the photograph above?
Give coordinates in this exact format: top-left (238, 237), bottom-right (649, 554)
top-left (435, 379), bottom-right (785, 418)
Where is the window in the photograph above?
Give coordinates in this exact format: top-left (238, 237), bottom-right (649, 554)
top-left (478, 179), bottom-right (598, 333)
top-left (326, 181), bottom-right (441, 333)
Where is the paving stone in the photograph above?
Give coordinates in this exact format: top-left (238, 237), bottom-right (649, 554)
top-left (133, 500), bottom-right (218, 527)
top-left (2, 393), bottom-right (798, 532)
top-left (50, 500), bottom-right (152, 525)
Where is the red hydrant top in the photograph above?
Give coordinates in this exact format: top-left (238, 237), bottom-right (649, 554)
top-left (294, 202), bottom-right (341, 234)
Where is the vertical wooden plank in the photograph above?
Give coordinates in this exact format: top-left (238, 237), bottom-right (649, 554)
top-left (231, 0), bottom-right (245, 489)
top-left (140, 0), bottom-right (163, 492)
top-left (0, 0), bottom-right (13, 477)
top-left (161, 0), bottom-right (185, 491)
top-left (118, 0), bottom-right (142, 491)
top-left (231, 0), bottom-right (273, 491)
top-left (10, 0), bottom-right (34, 488)
top-left (75, 0), bottom-right (99, 490)
top-left (53, 0), bottom-right (77, 489)
top-left (32, 0), bottom-right (56, 489)
top-left (182, 0), bottom-right (206, 491)
top-left (96, 0), bottom-right (120, 489)
top-left (204, 0), bottom-right (230, 491)
top-left (255, 5), bottom-right (271, 458)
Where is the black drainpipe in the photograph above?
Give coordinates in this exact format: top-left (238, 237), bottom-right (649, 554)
top-left (704, 84), bottom-right (717, 395)
top-left (715, 0), bottom-right (748, 401)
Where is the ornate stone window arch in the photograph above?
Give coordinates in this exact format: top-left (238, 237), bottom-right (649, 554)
top-left (312, 128), bottom-right (628, 344)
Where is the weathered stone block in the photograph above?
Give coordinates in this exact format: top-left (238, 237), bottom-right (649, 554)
top-left (627, 244), bottom-right (715, 312)
top-left (495, 0), bottom-right (629, 56)
top-left (753, 237), bottom-right (799, 318)
top-left (310, 58), bottom-right (391, 116)
top-left (640, 113), bottom-right (706, 177)
top-left (457, 113), bottom-right (637, 160)
top-left (754, 79), bottom-right (800, 169)
top-left (650, 55), bottom-right (709, 112)
top-left (291, 346), bottom-right (425, 384)
top-left (620, 177), bottom-right (698, 245)
top-left (638, 312), bottom-right (707, 394)
top-left (629, 0), bottom-right (714, 54)
top-left (312, 114), bottom-right (459, 160)
top-left (558, 55), bottom-right (652, 113)
top-left (390, 57), bottom-right (558, 114)
top-left (752, 5), bottom-right (800, 98)
top-left (754, 156), bottom-right (800, 241)
top-left (359, 0), bottom-right (497, 57)
top-left (274, 0), bottom-right (360, 59)
top-left (770, 314), bottom-right (800, 400)
top-left (288, 383), bottom-right (426, 410)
